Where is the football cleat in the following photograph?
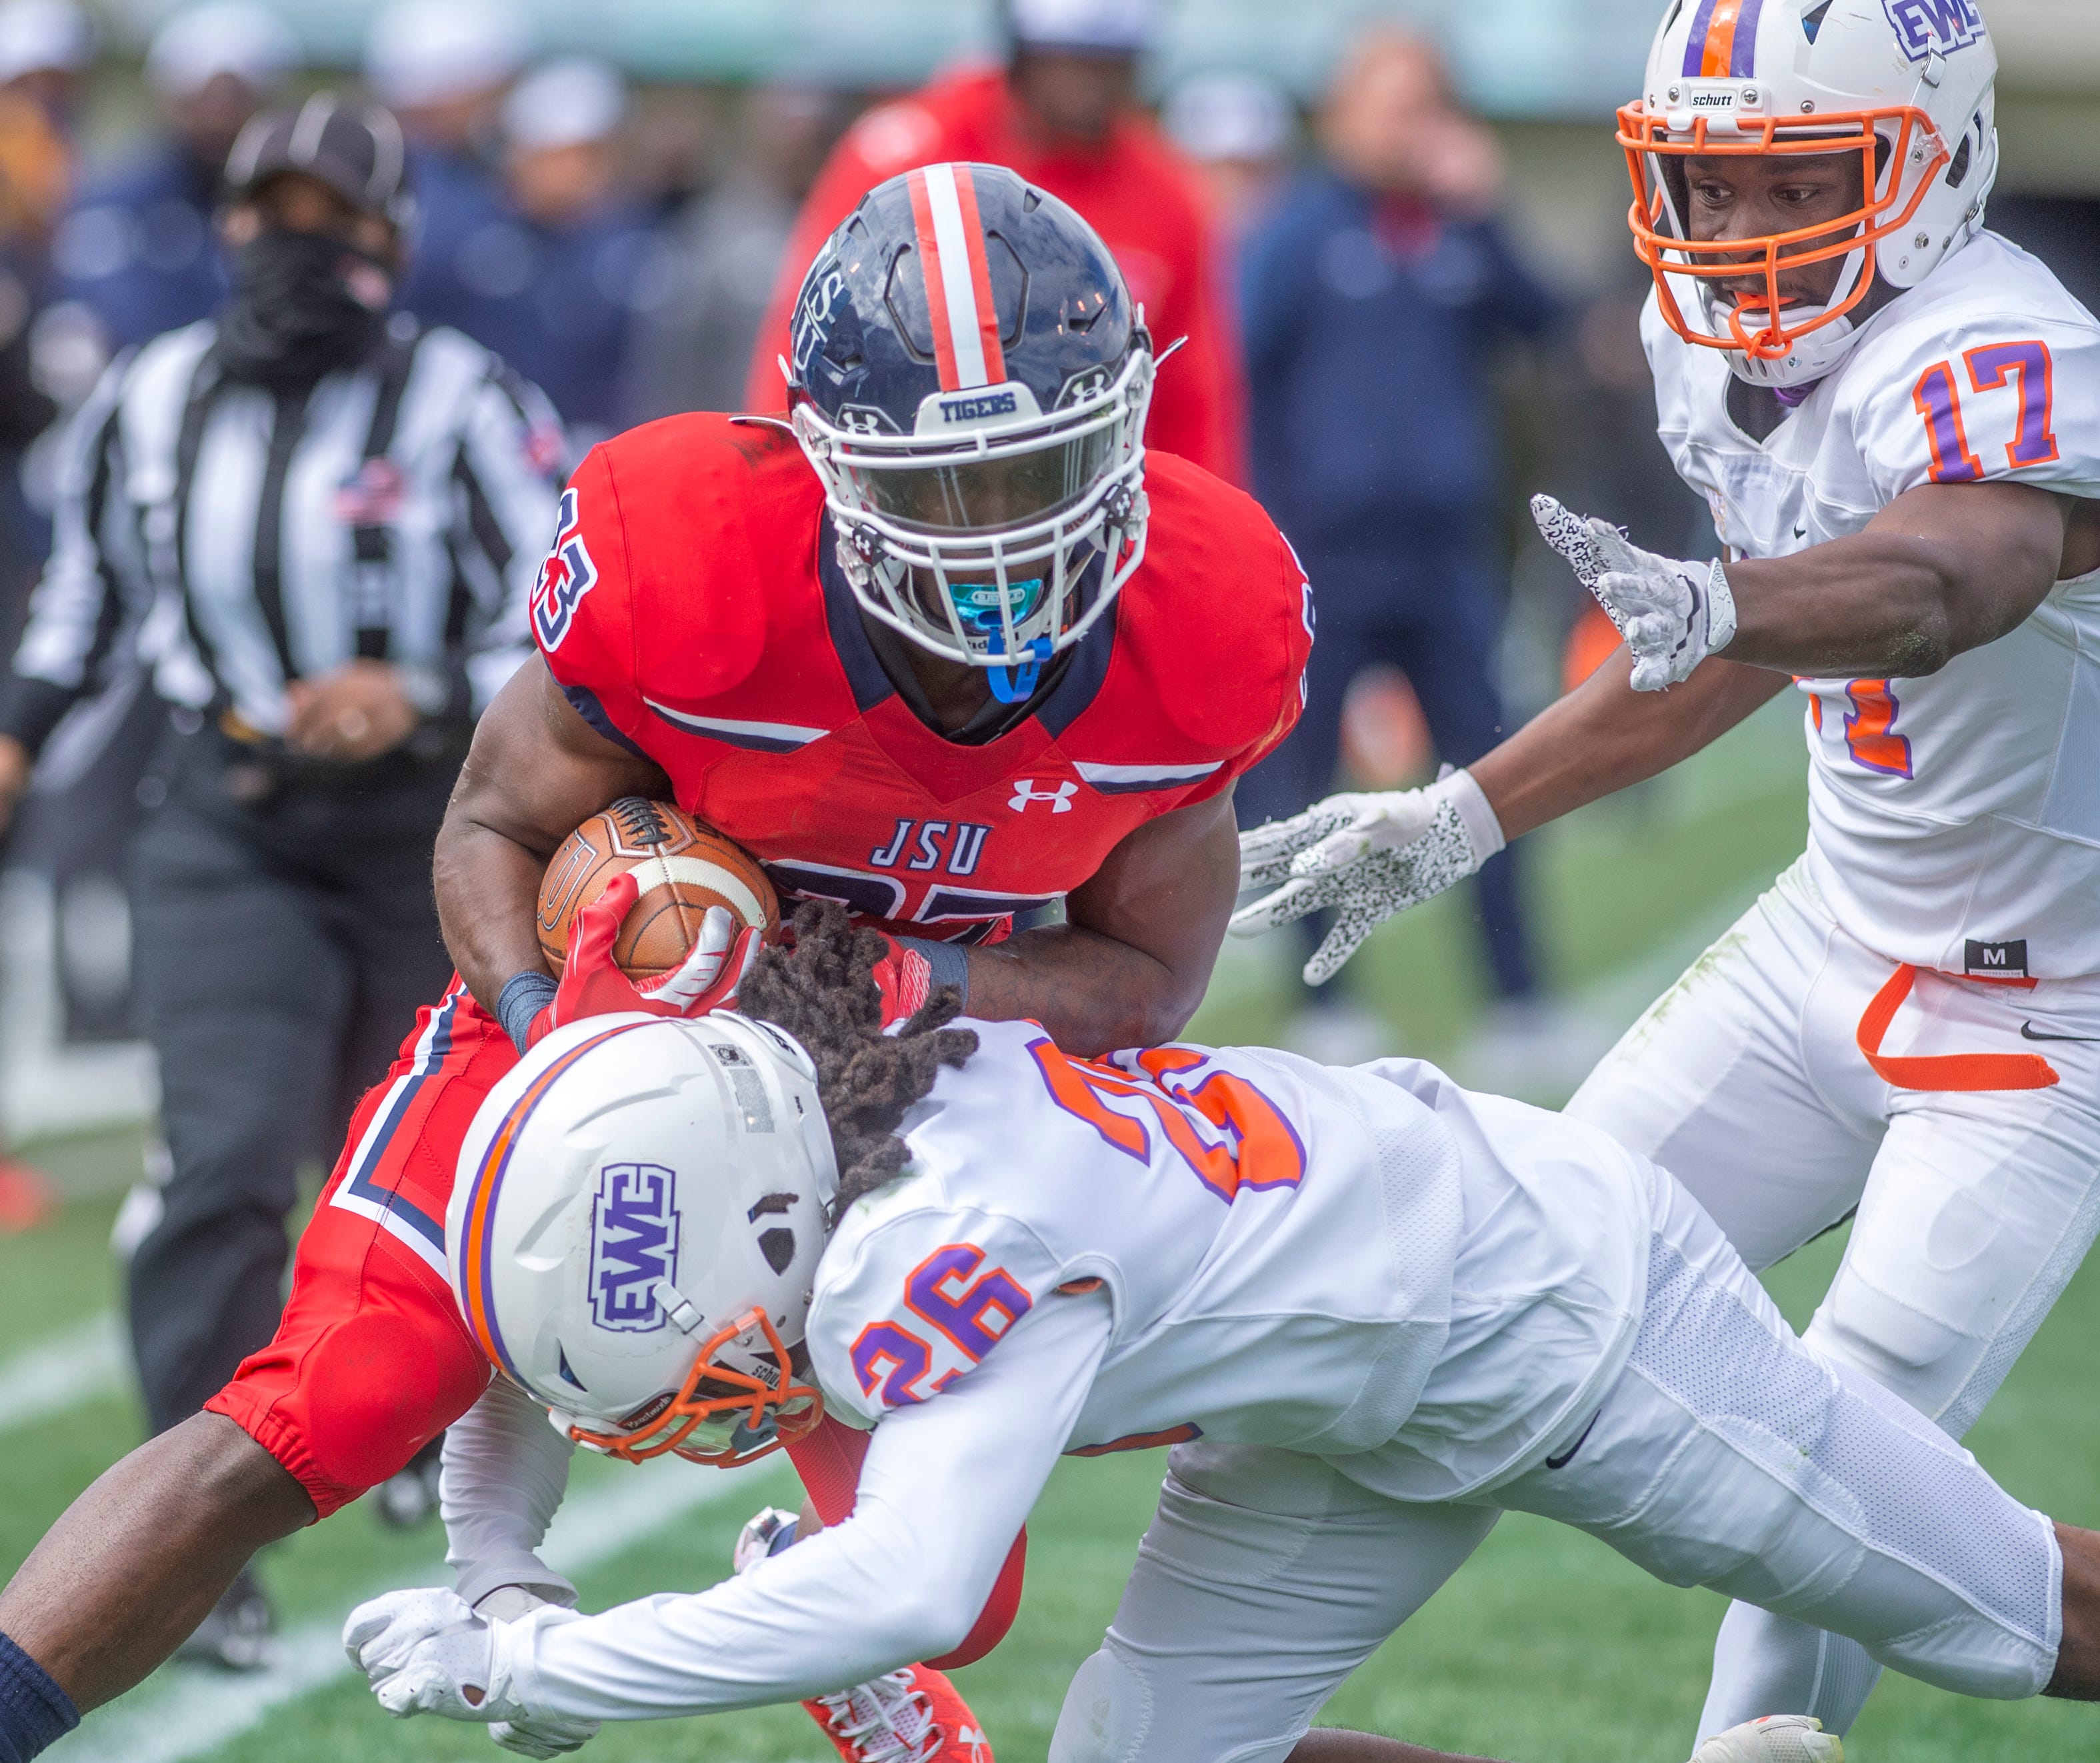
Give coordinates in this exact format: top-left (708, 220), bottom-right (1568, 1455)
top-left (1690, 1714), bottom-right (1843, 1763)
top-left (803, 1666), bottom-right (991, 1763)
top-left (733, 1506), bottom-right (993, 1763)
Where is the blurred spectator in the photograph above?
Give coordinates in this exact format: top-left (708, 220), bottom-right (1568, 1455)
top-left (1162, 69), bottom-right (1295, 241)
top-left (623, 83), bottom-right (841, 421)
top-left (1235, 28), bottom-right (1556, 1058)
top-left (0, 0), bottom-right (89, 270)
top-left (748, 0), bottom-right (1248, 483)
top-left (48, 3), bottom-right (298, 369)
top-left (367, 0), bottom-right (524, 343)
top-left (465, 55), bottom-right (659, 448)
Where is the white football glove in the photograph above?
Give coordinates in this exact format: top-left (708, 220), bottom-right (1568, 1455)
top-left (1689, 1714), bottom-right (1843, 1763)
top-left (1230, 767), bottom-right (1507, 985)
top-left (1531, 493), bottom-right (1737, 692)
top-left (344, 1588), bottom-right (588, 1760)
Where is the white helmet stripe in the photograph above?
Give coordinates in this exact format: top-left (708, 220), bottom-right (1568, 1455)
top-left (921, 163), bottom-right (993, 389)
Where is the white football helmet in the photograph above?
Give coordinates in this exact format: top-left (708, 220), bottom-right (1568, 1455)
top-left (447, 1012), bottom-right (839, 1466)
top-left (1623, 0), bottom-right (1998, 387)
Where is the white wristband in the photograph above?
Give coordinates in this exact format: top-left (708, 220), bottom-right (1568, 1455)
top-left (1704, 558), bottom-right (1737, 655)
top-left (1442, 766), bottom-right (1507, 862)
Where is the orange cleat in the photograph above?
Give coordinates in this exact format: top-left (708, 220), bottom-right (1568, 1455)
top-left (802, 1665), bottom-right (991, 1763)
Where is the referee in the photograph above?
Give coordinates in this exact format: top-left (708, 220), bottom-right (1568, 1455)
top-left (0, 97), bottom-right (561, 1660)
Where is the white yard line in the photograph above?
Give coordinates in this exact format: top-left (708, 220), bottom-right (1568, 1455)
top-left (56, 1458), bottom-right (786, 1763)
top-left (0, 1313), bottom-right (123, 1434)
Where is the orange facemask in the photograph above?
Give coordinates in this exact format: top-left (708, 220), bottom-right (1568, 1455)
top-left (565, 1306), bottom-right (825, 1468)
top-left (1619, 101), bottom-right (1949, 362)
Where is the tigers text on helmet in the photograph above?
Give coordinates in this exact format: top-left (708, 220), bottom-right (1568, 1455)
top-left (447, 1012), bottom-right (839, 1467)
top-left (784, 161), bottom-right (1154, 685)
top-left (1622, 0), bottom-right (1998, 387)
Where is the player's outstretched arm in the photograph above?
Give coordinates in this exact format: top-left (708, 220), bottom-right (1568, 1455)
top-left (967, 787), bottom-right (1241, 1056)
top-left (1233, 651), bottom-right (1786, 982)
top-left (433, 659), bottom-right (669, 1016)
top-left (1717, 481), bottom-right (2093, 680)
top-left (1537, 484), bottom-right (2096, 692)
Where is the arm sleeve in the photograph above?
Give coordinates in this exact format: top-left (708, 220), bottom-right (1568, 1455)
top-left (503, 1287), bottom-right (1113, 1721)
top-left (451, 366), bottom-right (567, 716)
top-left (441, 1375), bottom-right (580, 1610)
top-left (529, 447), bottom-right (651, 758)
top-left (0, 358), bottom-right (132, 753)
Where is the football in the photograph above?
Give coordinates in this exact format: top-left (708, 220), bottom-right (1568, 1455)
top-left (536, 797), bottom-right (779, 981)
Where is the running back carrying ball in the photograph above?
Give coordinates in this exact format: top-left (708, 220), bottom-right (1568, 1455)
top-left (537, 797), bottom-right (778, 980)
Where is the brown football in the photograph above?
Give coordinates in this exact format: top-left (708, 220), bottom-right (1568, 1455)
top-left (537, 798), bottom-right (779, 981)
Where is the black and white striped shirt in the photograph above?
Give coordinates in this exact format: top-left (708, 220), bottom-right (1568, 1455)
top-left (0, 312), bottom-right (562, 754)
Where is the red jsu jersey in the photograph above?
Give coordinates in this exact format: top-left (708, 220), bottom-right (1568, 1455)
top-left (532, 415), bottom-right (1310, 944)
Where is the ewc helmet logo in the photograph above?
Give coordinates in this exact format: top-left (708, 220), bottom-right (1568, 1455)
top-left (589, 1162), bottom-right (681, 1333)
top-left (1882, 0), bottom-right (1986, 63)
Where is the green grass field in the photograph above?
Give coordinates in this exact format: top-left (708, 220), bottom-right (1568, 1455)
top-left (7, 699), bottom-right (2097, 1762)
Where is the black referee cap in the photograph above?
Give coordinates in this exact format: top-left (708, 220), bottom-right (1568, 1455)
top-left (224, 93), bottom-right (415, 230)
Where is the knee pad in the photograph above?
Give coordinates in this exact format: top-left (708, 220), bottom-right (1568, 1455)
top-left (1050, 1648), bottom-right (1153, 1763)
top-left (300, 1308), bottom-right (484, 1493)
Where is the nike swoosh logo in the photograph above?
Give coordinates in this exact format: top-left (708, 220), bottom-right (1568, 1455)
top-left (1791, 526), bottom-right (1807, 541)
top-left (2021, 1022), bottom-right (2100, 1044)
top-left (1545, 1410), bottom-right (1602, 1470)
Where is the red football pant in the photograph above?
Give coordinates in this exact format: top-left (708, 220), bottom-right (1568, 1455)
top-left (207, 976), bottom-right (1027, 1659)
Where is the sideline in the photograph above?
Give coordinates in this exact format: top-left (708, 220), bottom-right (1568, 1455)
top-left (0, 1313), bottom-right (123, 1434)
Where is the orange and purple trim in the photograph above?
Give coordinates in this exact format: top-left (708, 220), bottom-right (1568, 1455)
top-left (457, 1024), bottom-right (635, 1383)
top-left (1682, 0), bottom-right (1765, 78)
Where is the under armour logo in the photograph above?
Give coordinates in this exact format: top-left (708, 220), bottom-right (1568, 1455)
top-left (1008, 779), bottom-right (1077, 814)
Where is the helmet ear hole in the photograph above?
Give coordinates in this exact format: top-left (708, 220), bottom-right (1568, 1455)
top-left (1947, 132), bottom-right (1973, 190)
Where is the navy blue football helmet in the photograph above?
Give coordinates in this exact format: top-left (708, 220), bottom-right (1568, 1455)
top-left (784, 162), bottom-right (1154, 689)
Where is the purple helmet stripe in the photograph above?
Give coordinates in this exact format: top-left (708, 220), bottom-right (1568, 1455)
top-left (1730, 0), bottom-right (1767, 74)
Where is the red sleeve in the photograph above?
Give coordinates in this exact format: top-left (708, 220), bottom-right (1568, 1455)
top-left (531, 447), bottom-right (647, 755)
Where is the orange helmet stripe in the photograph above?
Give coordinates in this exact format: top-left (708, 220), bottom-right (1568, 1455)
top-left (459, 1024), bottom-right (634, 1383)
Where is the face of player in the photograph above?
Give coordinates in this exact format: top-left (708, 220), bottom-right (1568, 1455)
top-left (1679, 149), bottom-right (1868, 311)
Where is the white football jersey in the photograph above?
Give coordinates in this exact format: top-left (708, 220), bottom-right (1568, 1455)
top-left (1646, 232), bottom-right (2100, 978)
top-left (806, 1020), bottom-right (1654, 1499)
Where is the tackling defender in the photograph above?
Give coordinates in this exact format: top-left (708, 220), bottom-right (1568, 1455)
top-left (0, 164), bottom-right (1309, 1763)
top-left (1235, 0), bottom-right (2100, 1749)
top-left (345, 906), bottom-right (2100, 1763)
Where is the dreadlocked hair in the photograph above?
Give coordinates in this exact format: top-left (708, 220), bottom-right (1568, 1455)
top-left (739, 901), bottom-right (977, 1210)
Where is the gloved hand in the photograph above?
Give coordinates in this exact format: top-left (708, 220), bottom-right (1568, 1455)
top-left (526, 869), bottom-right (761, 1048)
top-left (1229, 767), bottom-right (1506, 985)
top-left (1689, 1714), bottom-right (1843, 1763)
top-left (869, 934), bottom-right (935, 1030)
top-left (475, 1588), bottom-right (600, 1760)
top-left (345, 1588), bottom-right (582, 1751)
top-left (1531, 493), bottom-right (1737, 691)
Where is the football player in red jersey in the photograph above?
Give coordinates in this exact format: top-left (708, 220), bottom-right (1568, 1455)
top-left (0, 163), bottom-right (1311, 1763)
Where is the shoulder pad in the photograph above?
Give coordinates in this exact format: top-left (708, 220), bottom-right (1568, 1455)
top-left (589, 415), bottom-right (819, 700)
top-left (1116, 454), bottom-right (1313, 752)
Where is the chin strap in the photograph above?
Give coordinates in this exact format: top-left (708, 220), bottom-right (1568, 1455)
top-left (987, 639), bottom-right (1051, 704)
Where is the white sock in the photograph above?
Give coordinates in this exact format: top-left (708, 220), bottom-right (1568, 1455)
top-left (1697, 1602), bottom-right (1885, 1746)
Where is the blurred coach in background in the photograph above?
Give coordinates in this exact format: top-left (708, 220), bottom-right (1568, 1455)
top-left (747, 0), bottom-right (1248, 483)
top-left (0, 97), bottom-right (559, 1662)
top-left (1237, 29), bottom-right (1556, 1058)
